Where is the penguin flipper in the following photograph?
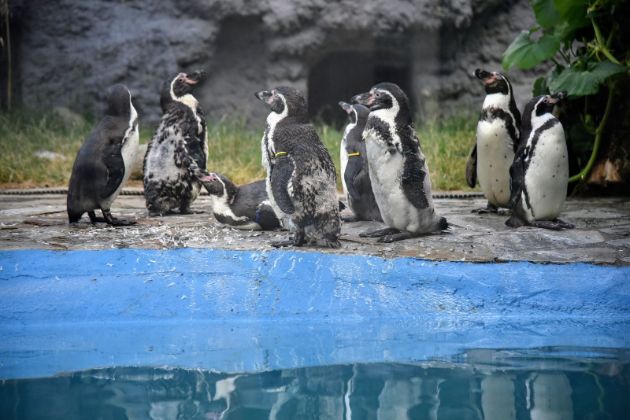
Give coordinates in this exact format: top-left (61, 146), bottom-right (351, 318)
top-left (401, 156), bottom-right (429, 210)
top-left (176, 136), bottom-right (207, 178)
top-left (465, 144), bottom-right (477, 188)
top-left (344, 158), bottom-right (363, 201)
top-left (270, 157), bottom-right (296, 215)
top-left (255, 202), bottom-right (281, 230)
top-left (509, 145), bottom-right (528, 209)
top-left (100, 139), bottom-right (125, 201)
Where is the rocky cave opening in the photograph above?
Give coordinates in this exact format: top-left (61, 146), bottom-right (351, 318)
top-left (307, 48), bottom-right (413, 127)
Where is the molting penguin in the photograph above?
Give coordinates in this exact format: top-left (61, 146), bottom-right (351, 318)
top-left (67, 84), bottom-right (139, 225)
top-left (143, 71), bottom-right (208, 216)
top-left (255, 87), bottom-right (341, 248)
top-left (352, 82), bottom-right (447, 242)
top-left (339, 101), bottom-right (382, 222)
top-left (506, 92), bottom-right (574, 230)
top-left (466, 69), bottom-right (521, 213)
top-left (199, 172), bottom-right (280, 230)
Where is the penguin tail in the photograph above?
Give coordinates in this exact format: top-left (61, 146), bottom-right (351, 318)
top-left (437, 216), bottom-right (449, 231)
top-left (67, 209), bottom-right (83, 224)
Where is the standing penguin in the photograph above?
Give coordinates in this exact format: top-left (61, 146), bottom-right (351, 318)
top-left (352, 83), bottom-right (447, 242)
top-left (506, 92), bottom-right (574, 230)
top-left (143, 71), bottom-right (208, 216)
top-left (199, 172), bottom-right (281, 230)
top-left (466, 69), bottom-right (521, 213)
top-left (339, 101), bottom-right (382, 222)
top-left (67, 84), bottom-right (138, 225)
top-left (254, 87), bottom-right (341, 248)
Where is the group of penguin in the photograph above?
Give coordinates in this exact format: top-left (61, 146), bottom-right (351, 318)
top-left (66, 67), bottom-right (573, 249)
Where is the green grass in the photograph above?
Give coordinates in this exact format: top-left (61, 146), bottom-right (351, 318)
top-left (0, 109), bottom-right (478, 191)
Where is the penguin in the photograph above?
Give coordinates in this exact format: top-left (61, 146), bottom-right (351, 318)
top-left (198, 172), bottom-right (281, 230)
top-left (506, 92), bottom-right (574, 230)
top-left (254, 86), bottom-right (341, 248)
top-left (466, 69), bottom-right (521, 213)
top-left (352, 82), bottom-right (447, 242)
top-left (339, 101), bottom-right (382, 222)
top-left (67, 84), bottom-right (139, 225)
top-left (143, 71), bottom-right (208, 216)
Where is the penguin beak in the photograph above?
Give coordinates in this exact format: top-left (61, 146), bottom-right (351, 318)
top-left (339, 101), bottom-right (352, 114)
top-left (199, 172), bottom-right (218, 183)
top-left (181, 71), bottom-right (206, 85)
top-left (352, 92), bottom-right (372, 107)
top-left (475, 69), bottom-right (497, 85)
top-left (255, 90), bottom-right (274, 104)
top-left (547, 91), bottom-right (567, 104)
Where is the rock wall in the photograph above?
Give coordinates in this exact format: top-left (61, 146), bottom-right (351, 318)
top-left (13, 0), bottom-right (541, 126)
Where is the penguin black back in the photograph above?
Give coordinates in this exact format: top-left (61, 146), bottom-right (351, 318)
top-left (67, 84), bottom-right (138, 225)
top-left (339, 101), bottom-right (381, 222)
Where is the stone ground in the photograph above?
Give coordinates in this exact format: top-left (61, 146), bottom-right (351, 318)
top-left (1, 191), bottom-right (629, 265)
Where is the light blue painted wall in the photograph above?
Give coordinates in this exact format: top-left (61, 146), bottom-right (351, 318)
top-left (1, 249), bottom-right (629, 379)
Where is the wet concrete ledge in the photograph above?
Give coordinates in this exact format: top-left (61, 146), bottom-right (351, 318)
top-left (1, 248), bottom-right (629, 379)
top-left (0, 192), bottom-right (628, 264)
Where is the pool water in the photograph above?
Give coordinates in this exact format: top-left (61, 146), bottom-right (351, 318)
top-left (1, 347), bottom-right (628, 420)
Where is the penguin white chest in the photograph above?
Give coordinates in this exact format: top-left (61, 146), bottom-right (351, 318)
top-left (476, 119), bottom-right (514, 207)
top-left (340, 134), bottom-right (349, 198)
top-left (524, 125), bottom-right (568, 220)
top-left (146, 126), bottom-right (188, 181)
top-left (102, 105), bottom-right (139, 209)
top-left (365, 135), bottom-right (412, 230)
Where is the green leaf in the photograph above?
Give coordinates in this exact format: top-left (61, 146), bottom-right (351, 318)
top-left (502, 31), bottom-right (561, 70)
top-left (548, 60), bottom-right (626, 96)
top-left (532, 76), bottom-right (549, 96)
top-left (554, 0), bottom-right (589, 29)
top-left (533, 0), bottom-right (562, 28)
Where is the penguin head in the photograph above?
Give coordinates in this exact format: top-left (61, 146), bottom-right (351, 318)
top-left (199, 172), bottom-right (238, 203)
top-left (352, 82), bottom-right (411, 123)
top-left (525, 91), bottom-right (567, 119)
top-left (339, 101), bottom-right (370, 124)
top-left (352, 83), bottom-right (409, 112)
top-left (474, 69), bottom-right (512, 95)
top-left (161, 71), bottom-right (206, 109)
top-left (105, 84), bottom-right (132, 118)
top-left (255, 87), bottom-right (307, 117)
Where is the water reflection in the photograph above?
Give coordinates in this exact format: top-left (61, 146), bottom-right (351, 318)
top-left (1, 347), bottom-right (628, 420)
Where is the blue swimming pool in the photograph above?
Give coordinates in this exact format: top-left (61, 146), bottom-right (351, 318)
top-left (1, 249), bottom-right (629, 418)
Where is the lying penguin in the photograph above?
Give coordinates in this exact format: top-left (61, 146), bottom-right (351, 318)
top-left (144, 71), bottom-right (208, 216)
top-left (199, 172), bottom-right (280, 230)
top-left (67, 84), bottom-right (138, 225)
top-left (255, 86), bottom-right (341, 248)
top-left (466, 69), bottom-right (521, 213)
top-left (353, 82), bottom-right (447, 242)
top-left (339, 101), bottom-right (382, 222)
top-left (507, 92), bottom-right (574, 230)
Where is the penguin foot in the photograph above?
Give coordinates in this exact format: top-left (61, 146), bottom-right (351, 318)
top-left (271, 239), bottom-right (295, 248)
top-left (530, 219), bottom-right (575, 230)
top-left (180, 209), bottom-right (205, 215)
top-left (102, 210), bottom-right (136, 226)
top-left (378, 231), bottom-right (415, 243)
top-left (88, 211), bottom-right (106, 224)
top-left (505, 215), bottom-right (525, 228)
top-left (359, 227), bottom-right (400, 238)
top-left (108, 218), bottom-right (137, 226)
top-left (471, 203), bottom-right (499, 214)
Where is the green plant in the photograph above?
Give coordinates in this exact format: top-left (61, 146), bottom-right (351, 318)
top-left (502, 0), bottom-right (629, 183)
